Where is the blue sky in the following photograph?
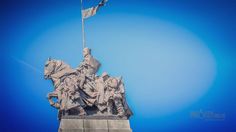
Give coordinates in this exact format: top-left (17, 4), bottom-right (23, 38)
top-left (1, 0), bottom-right (236, 131)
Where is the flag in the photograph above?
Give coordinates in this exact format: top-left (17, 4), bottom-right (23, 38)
top-left (82, 0), bottom-right (108, 19)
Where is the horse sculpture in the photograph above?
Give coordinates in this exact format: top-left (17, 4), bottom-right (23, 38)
top-left (44, 57), bottom-right (132, 119)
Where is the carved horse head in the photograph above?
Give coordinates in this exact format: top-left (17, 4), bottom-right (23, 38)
top-left (44, 58), bottom-right (71, 79)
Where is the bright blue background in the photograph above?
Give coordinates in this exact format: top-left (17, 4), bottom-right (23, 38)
top-left (1, 0), bottom-right (235, 132)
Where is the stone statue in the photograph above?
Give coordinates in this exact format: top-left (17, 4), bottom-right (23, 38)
top-left (44, 48), bottom-right (132, 120)
top-left (98, 72), bottom-right (132, 118)
top-left (76, 47), bottom-right (100, 89)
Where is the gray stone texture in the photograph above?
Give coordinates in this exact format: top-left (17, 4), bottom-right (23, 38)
top-left (59, 119), bottom-right (132, 132)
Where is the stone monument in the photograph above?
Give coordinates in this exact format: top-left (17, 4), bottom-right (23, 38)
top-left (44, 0), bottom-right (133, 131)
top-left (44, 48), bottom-right (133, 132)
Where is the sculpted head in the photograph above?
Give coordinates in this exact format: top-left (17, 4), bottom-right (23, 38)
top-left (44, 57), bottom-right (55, 79)
top-left (83, 47), bottom-right (91, 57)
top-left (101, 72), bottom-right (109, 81)
top-left (109, 78), bottom-right (118, 88)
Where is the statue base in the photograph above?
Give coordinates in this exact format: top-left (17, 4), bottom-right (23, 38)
top-left (58, 116), bottom-right (132, 132)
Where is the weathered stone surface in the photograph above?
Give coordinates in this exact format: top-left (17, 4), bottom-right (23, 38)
top-left (108, 120), bottom-right (132, 132)
top-left (84, 119), bottom-right (108, 132)
top-left (59, 119), bottom-right (132, 132)
top-left (108, 120), bottom-right (130, 128)
top-left (59, 119), bottom-right (84, 132)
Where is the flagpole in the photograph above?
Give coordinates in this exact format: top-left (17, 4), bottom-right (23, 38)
top-left (80, 0), bottom-right (86, 49)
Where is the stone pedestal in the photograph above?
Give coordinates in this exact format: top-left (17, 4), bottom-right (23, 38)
top-left (59, 118), bottom-right (132, 132)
